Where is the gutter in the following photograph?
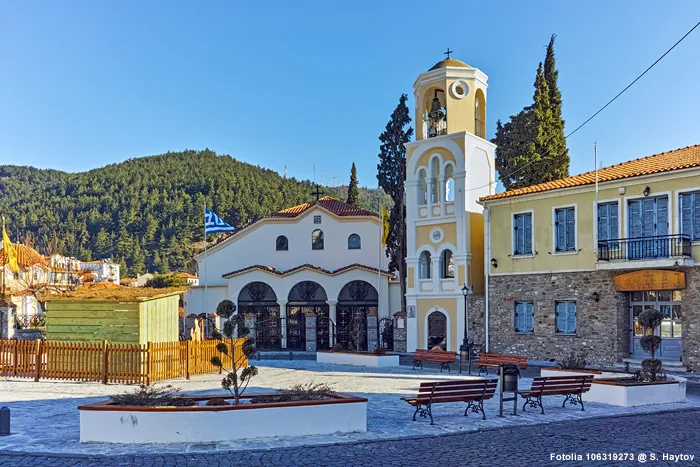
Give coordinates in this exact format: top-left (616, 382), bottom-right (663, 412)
top-left (484, 206), bottom-right (490, 353)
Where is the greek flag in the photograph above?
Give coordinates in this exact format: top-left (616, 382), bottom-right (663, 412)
top-left (205, 209), bottom-right (236, 235)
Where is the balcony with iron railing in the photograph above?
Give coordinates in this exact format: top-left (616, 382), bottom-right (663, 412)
top-left (597, 234), bottom-right (694, 270)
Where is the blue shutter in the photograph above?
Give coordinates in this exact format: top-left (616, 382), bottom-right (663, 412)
top-left (514, 303), bottom-right (523, 332)
top-left (629, 200), bottom-right (642, 237)
top-left (514, 215), bottom-right (522, 254)
top-left (566, 207), bottom-right (576, 251)
top-left (555, 302), bottom-right (566, 333)
top-left (598, 203), bottom-right (609, 241)
top-left (693, 193), bottom-right (700, 241)
top-left (524, 213), bottom-right (532, 254)
top-left (609, 202), bottom-right (619, 240)
top-left (567, 302), bottom-right (577, 334)
top-left (656, 196), bottom-right (668, 236)
top-left (642, 198), bottom-right (655, 237)
top-left (555, 209), bottom-right (565, 251)
top-left (525, 303), bottom-right (534, 332)
top-left (681, 194), bottom-right (692, 237)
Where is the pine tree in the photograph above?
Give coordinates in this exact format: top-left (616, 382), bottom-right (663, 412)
top-left (377, 94), bottom-right (413, 315)
top-left (493, 35), bottom-right (569, 190)
top-left (346, 162), bottom-right (360, 207)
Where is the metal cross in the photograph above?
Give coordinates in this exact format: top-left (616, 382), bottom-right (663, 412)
top-left (444, 48), bottom-right (453, 59)
top-left (311, 183), bottom-right (324, 201)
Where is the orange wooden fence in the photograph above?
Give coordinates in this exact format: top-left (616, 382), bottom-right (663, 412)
top-left (0, 338), bottom-right (247, 385)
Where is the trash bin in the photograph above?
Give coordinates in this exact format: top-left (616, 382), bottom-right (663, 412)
top-left (501, 364), bottom-right (519, 392)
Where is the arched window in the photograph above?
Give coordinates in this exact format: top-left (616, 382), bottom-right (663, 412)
top-left (444, 164), bottom-right (454, 202)
top-left (276, 235), bottom-right (288, 251)
top-left (418, 169), bottom-right (428, 206)
top-left (439, 249), bottom-right (454, 278)
top-left (475, 89), bottom-right (486, 138)
top-left (419, 251), bottom-right (432, 279)
top-left (430, 157), bottom-right (440, 204)
top-left (312, 229), bottom-right (324, 250)
top-left (348, 233), bottom-right (361, 250)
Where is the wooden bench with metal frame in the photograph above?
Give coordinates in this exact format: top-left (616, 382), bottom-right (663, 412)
top-left (476, 353), bottom-right (528, 376)
top-left (401, 379), bottom-right (498, 424)
top-left (412, 349), bottom-right (457, 372)
top-left (518, 375), bottom-right (594, 415)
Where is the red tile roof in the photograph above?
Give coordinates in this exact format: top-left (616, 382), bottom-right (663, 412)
top-left (480, 144), bottom-right (700, 201)
top-left (270, 196), bottom-right (378, 218)
top-left (0, 243), bottom-right (49, 268)
top-left (222, 263), bottom-right (393, 279)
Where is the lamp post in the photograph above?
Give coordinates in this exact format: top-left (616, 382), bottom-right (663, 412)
top-left (460, 284), bottom-right (472, 373)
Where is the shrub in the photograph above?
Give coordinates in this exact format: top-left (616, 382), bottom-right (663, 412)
top-left (639, 359), bottom-right (665, 382)
top-left (373, 345), bottom-right (387, 356)
top-left (331, 342), bottom-right (344, 352)
top-left (210, 300), bottom-right (258, 404)
top-left (556, 350), bottom-right (588, 370)
top-left (109, 384), bottom-right (196, 407)
top-left (637, 308), bottom-right (665, 382)
top-left (250, 383), bottom-right (336, 404)
top-left (205, 397), bottom-right (230, 406)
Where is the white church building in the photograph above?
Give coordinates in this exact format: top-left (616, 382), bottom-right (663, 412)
top-left (185, 196), bottom-right (402, 352)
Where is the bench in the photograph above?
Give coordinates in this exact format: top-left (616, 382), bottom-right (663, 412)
top-left (412, 349), bottom-right (457, 372)
top-left (518, 375), bottom-right (594, 414)
top-left (401, 379), bottom-right (498, 424)
top-left (476, 353), bottom-right (528, 376)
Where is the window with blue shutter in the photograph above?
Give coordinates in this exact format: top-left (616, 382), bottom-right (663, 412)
top-left (514, 301), bottom-right (534, 333)
top-left (555, 301), bottom-right (577, 334)
top-left (680, 191), bottom-right (700, 241)
top-left (597, 202), bottom-right (619, 241)
top-left (554, 207), bottom-right (576, 252)
top-left (513, 213), bottom-right (533, 255)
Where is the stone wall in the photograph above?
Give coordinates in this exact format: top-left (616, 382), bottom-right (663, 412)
top-left (681, 267), bottom-right (700, 370)
top-left (487, 270), bottom-right (627, 366)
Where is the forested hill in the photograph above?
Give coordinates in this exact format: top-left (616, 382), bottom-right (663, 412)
top-left (0, 149), bottom-right (387, 276)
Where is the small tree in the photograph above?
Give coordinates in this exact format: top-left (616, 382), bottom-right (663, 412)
top-left (210, 300), bottom-right (258, 404)
top-left (638, 308), bottom-right (664, 382)
top-left (346, 162), bottom-right (360, 207)
top-left (347, 315), bottom-right (367, 353)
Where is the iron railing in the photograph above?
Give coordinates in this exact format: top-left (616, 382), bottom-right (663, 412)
top-left (475, 119), bottom-right (485, 138)
top-left (598, 234), bottom-right (691, 261)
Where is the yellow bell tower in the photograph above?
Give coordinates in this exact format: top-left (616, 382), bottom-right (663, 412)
top-left (404, 51), bottom-right (496, 354)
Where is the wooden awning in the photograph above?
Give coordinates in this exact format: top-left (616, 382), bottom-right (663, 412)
top-left (613, 270), bottom-right (686, 292)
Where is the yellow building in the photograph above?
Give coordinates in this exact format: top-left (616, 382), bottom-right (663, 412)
top-left (479, 144), bottom-right (700, 370)
top-left (404, 54), bottom-right (495, 353)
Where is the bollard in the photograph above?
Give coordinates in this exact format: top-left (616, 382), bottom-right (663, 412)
top-left (0, 407), bottom-right (10, 436)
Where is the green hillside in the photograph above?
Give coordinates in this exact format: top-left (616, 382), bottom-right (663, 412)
top-left (0, 149), bottom-right (387, 276)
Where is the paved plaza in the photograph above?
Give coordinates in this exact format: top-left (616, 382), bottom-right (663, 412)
top-left (1, 360), bottom-right (699, 465)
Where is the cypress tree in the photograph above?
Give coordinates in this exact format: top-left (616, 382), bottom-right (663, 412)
top-left (346, 162), bottom-right (360, 207)
top-left (542, 34), bottom-right (569, 180)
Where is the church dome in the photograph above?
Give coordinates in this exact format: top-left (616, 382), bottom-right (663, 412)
top-left (0, 242), bottom-right (49, 268)
top-left (429, 57), bottom-right (470, 71)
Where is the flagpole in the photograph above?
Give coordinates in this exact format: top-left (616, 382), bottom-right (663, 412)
top-left (377, 199), bottom-right (382, 350)
top-left (594, 143), bottom-right (599, 257)
top-left (203, 199), bottom-right (209, 339)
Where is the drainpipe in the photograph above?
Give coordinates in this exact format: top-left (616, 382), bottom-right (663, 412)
top-left (484, 207), bottom-right (490, 353)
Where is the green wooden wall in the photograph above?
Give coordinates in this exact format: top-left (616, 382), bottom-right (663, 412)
top-left (45, 295), bottom-right (179, 344)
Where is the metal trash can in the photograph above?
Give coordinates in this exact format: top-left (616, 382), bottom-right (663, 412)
top-left (501, 364), bottom-right (519, 392)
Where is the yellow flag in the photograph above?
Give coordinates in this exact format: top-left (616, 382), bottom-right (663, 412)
top-left (2, 225), bottom-right (19, 274)
top-left (381, 203), bottom-right (390, 246)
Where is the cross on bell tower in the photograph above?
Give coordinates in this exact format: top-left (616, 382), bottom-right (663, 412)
top-left (444, 48), bottom-right (453, 59)
top-left (311, 184), bottom-right (324, 201)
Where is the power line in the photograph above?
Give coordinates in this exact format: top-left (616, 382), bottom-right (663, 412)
top-left (466, 20), bottom-right (700, 194)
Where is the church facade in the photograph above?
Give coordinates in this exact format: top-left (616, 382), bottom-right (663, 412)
top-left (404, 56), bottom-right (496, 353)
top-left (185, 197), bottom-right (402, 352)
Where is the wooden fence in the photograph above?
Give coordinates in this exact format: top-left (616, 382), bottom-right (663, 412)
top-left (0, 338), bottom-right (246, 385)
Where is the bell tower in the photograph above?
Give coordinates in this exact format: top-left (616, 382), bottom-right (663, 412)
top-left (414, 49), bottom-right (488, 141)
top-left (403, 52), bottom-right (496, 354)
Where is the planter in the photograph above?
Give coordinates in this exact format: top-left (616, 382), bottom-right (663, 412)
top-left (316, 351), bottom-right (400, 368)
top-left (78, 393), bottom-right (367, 443)
top-left (540, 368), bottom-right (686, 407)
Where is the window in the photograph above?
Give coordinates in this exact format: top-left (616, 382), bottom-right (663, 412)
top-left (418, 169), bottom-right (428, 206)
top-left (444, 164), bottom-right (454, 202)
top-left (348, 233), bottom-right (361, 250)
top-left (680, 191), bottom-right (700, 241)
top-left (430, 157), bottom-right (440, 204)
top-left (419, 251), bottom-right (432, 279)
top-left (555, 301), bottom-right (577, 334)
top-left (597, 201), bottom-right (619, 241)
top-left (554, 206), bottom-right (576, 252)
top-left (276, 235), bottom-right (288, 251)
top-left (313, 215), bottom-right (322, 224)
top-left (439, 249), bottom-right (454, 278)
top-left (514, 301), bottom-right (534, 333)
top-left (312, 229), bottom-right (324, 250)
top-left (513, 212), bottom-right (533, 256)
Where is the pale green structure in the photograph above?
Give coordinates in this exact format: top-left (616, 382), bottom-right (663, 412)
top-left (44, 291), bottom-right (182, 344)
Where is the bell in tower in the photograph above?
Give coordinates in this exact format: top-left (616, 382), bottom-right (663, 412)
top-left (427, 90), bottom-right (446, 138)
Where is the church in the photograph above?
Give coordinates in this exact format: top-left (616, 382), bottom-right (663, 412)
top-left (185, 196), bottom-right (402, 352)
top-left (187, 53), bottom-right (494, 355)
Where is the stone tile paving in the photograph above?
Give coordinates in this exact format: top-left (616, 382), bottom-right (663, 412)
top-left (1, 409), bottom-right (699, 466)
top-left (0, 360), bottom-right (698, 457)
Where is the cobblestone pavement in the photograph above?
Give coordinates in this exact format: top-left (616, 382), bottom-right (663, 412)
top-left (1, 409), bottom-right (698, 467)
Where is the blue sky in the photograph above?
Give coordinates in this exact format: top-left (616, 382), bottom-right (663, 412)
top-left (1, 1), bottom-right (699, 190)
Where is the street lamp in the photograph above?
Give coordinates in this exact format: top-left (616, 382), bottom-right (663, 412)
top-left (460, 284), bottom-right (472, 373)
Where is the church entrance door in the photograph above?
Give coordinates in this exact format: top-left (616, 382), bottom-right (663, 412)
top-left (238, 282), bottom-right (280, 350)
top-left (337, 281), bottom-right (379, 352)
top-left (287, 281), bottom-right (329, 352)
